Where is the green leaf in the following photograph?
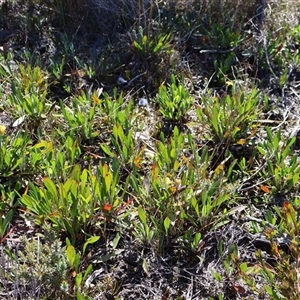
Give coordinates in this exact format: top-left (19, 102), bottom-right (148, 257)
top-left (117, 111), bottom-right (126, 124)
top-left (142, 258), bottom-right (149, 276)
top-left (102, 163), bottom-right (112, 192)
top-left (100, 143), bottom-right (115, 157)
top-left (75, 272), bottom-right (83, 288)
top-left (20, 195), bottom-right (38, 214)
top-left (138, 206), bottom-right (147, 225)
top-left (240, 262), bottom-right (248, 273)
top-left (83, 264), bottom-right (93, 281)
top-left (66, 244), bottom-right (76, 267)
top-left (112, 232), bottom-right (121, 249)
top-left (76, 291), bottom-right (86, 300)
top-left (163, 217), bottom-right (171, 233)
top-left (43, 177), bottom-right (58, 199)
top-left (133, 40), bottom-right (142, 51)
top-left (193, 232), bottom-right (201, 245)
top-left (83, 236), bottom-right (100, 255)
top-left (0, 209), bottom-right (14, 238)
top-left (212, 271), bottom-right (223, 282)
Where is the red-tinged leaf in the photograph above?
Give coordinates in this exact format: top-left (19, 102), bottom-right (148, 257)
top-left (248, 127), bottom-right (257, 139)
top-left (232, 284), bottom-right (246, 294)
top-left (264, 227), bottom-right (274, 235)
top-left (103, 204), bottom-right (112, 213)
top-left (151, 163), bottom-right (159, 179)
top-left (0, 226), bottom-right (15, 244)
top-left (276, 44), bottom-right (283, 53)
top-left (260, 185), bottom-right (270, 194)
top-left (271, 241), bottom-right (279, 256)
top-left (127, 198), bottom-right (134, 205)
top-left (263, 262), bottom-right (277, 274)
top-left (70, 270), bottom-right (77, 277)
top-left (49, 211), bottom-right (59, 218)
top-left (133, 157), bottom-right (141, 169)
top-left (283, 201), bottom-right (291, 212)
top-left (89, 152), bottom-right (101, 159)
top-left (151, 163), bottom-right (158, 171)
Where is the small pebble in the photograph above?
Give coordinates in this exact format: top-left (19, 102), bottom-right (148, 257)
top-left (138, 98), bottom-right (148, 107)
top-left (117, 76), bottom-right (127, 85)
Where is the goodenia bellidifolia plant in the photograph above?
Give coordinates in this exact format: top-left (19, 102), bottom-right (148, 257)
top-left (156, 74), bottom-right (193, 122)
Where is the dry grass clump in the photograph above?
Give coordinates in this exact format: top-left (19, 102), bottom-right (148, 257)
top-left (170, 0), bottom-right (258, 24)
top-left (264, 0), bottom-right (300, 31)
top-left (88, 0), bottom-right (152, 34)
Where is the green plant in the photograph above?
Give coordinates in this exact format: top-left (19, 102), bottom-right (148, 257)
top-left (0, 206), bottom-right (13, 241)
top-left (126, 20), bottom-right (176, 89)
top-left (0, 132), bottom-right (33, 180)
top-left (220, 201), bottom-right (300, 299)
top-left (75, 56), bottom-right (97, 79)
top-left (257, 128), bottom-right (300, 193)
top-left (178, 230), bottom-right (202, 254)
top-left (7, 64), bottom-right (50, 128)
top-left (20, 165), bottom-right (97, 244)
top-left (49, 56), bottom-right (66, 82)
top-left (132, 206), bottom-right (156, 245)
top-left (254, 201), bottom-right (300, 299)
top-left (20, 160), bottom-right (124, 245)
top-left (97, 89), bottom-right (134, 135)
top-left (208, 24), bottom-right (242, 50)
top-left (0, 0), bottom-right (299, 298)
top-left (128, 127), bottom-right (236, 252)
top-left (255, 22), bottom-right (300, 83)
top-left (214, 52), bottom-right (236, 84)
top-left (101, 124), bottom-right (135, 167)
top-left (65, 236), bottom-right (98, 299)
top-left (213, 241), bottom-right (266, 299)
top-left (128, 25), bottom-right (173, 60)
top-left (197, 84), bottom-right (260, 143)
top-left (60, 91), bottom-right (100, 141)
top-left (30, 136), bottom-right (81, 179)
top-left (156, 74), bottom-right (193, 123)
top-left (205, 24), bottom-right (242, 83)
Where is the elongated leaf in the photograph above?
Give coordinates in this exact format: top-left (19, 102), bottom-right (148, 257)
top-left (76, 291), bottom-right (85, 300)
top-left (75, 272), bottom-right (83, 288)
top-left (83, 264), bottom-right (93, 282)
top-left (138, 206), bottom-right (147, 225)
top-left (66, 245), bottom-right (76, 267)
top-left (83, 236), bottom-right (100, 255)
top-left (100, 143), bottom-right (114, 157)
top-left (43, 177), bottom-right (57, 199)
top-left (164, 217), bottom-right (170, 233)
top-left (80, 169), bottom-right (88, 193)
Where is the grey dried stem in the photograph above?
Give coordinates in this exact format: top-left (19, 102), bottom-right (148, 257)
top-left (255, 0), bottom-right (267, 28)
